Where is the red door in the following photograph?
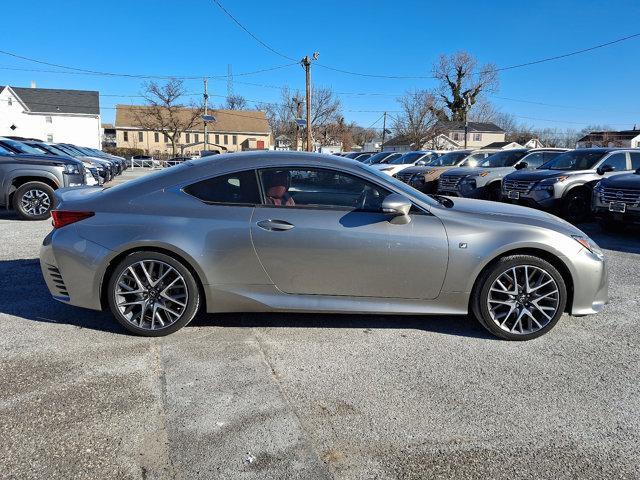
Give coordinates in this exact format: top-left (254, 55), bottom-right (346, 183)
top-left (257, 140), bottom-right (265, 149)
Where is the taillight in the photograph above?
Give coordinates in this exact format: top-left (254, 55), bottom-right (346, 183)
top-left (51, 210), bottom-right (94, 228)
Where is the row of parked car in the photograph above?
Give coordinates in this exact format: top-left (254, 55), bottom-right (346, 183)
top-left (0, 136), bottom-right (126, 220)
top-left (350, 147), bottom-right (640, 231)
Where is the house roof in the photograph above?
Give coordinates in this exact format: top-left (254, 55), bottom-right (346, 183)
top-left (436, 121), bottom-right (504, 133)
top-left (483, 141), bottom-right (518, 149)
top-left (115, 105), bottom-right (270, 134)
top-left (2, 86), bottom-right (99, 115)
top-left (577, 130), bottom-right (640, 142)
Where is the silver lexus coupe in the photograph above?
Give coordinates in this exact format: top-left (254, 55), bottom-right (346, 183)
top-left (40, 152), bottom-right (608, 340)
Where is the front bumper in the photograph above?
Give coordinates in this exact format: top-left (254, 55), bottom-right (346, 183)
top-left (592, 197), bottom-right (640, 224)
top-left (502, 189), bottom-right (561, 211)
top-left (40, 226), bottom-right (112, 311)
top-left (566, 248), bottom-right (609, 316)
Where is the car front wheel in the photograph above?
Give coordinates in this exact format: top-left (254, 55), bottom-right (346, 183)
top-left (13, 181), bottom-right (55, 220)
top-left (472, 255), bottom-right (567, 340)
top-left (107, 251), bottom-right (200, 336)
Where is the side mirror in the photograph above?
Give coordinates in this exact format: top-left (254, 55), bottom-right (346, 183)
top-left (381, 193), bottom-right (412, 216)
top-left (415, 160), bottom-right (427, 166)
top-left (597, 164), bottom-right (614, 176)
top-left (515, 161), bottom-right (528, 170)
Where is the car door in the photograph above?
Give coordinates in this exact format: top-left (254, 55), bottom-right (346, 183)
top-left (250, 166), bottom-right (448, 299)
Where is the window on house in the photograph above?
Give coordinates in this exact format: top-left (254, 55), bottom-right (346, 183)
top-left (232, 135), bottom-right (238, 145)
top-left (215, 134), bottom-right (220, 144)
top-left (195, 133), bottom-right (199, 143)
top-left (164, 133), bottom-right (169, 143)
top-left (138, 131), bottom-right (144, 142)
top-left (473, 133), bottom-right (482, 142)
top-left (224, 135), bottom-right (228, 145)
top-left (206, 133), bottom-right (210, 142)
top-left (123, 131), bottom-right (129, 142)
top-left (154, 132), bottom-right (159, 142)
top-left (45, 116), bottom-right (52, 124)
top-left (7, 97), bottom-right (12, 106)
top-left (47, 134), bottom-right (54, 142)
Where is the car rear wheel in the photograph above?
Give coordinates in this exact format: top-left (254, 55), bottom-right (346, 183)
top-left (107, 251), bottom-right (200, 336)
top-left (472, 255), bottom-right (567, 340)
top-left (13, 181), bottom-right (55, 220)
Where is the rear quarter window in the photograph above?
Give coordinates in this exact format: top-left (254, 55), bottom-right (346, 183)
top-left (183, 170), bottom-right (260, 205)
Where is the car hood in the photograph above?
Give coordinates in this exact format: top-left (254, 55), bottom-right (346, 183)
top-left (439, 196), bottom-right (582, 237)
top-left (506, 169), bottom-right (592, 182)
top-left (2, 153), bottom-right (82, 167)
top-left (600, 172), bottom-right (640, 189)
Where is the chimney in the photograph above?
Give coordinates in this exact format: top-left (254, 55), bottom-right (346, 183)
top-left (30, 80), bottom-right (36, 89)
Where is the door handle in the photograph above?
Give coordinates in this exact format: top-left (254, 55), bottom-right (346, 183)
top-left (256, 219), bottom-right (295, 231)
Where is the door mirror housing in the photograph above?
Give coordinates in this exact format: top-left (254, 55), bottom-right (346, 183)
top-left (415, 160), bottom-right (427, 166)
top-left (515, 161), bottom-right (528, 170)
top-left (597, 164), bottom-right (615, 176)
top-left (381, 193), bottom-right (412, 216)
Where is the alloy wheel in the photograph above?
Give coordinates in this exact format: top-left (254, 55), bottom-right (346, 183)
top-left (114, 260), bottom-right (188, 331)
top-left (21, 189), bottom-right (51, 216)
top-left (487, 265), bottom-right (560, 335)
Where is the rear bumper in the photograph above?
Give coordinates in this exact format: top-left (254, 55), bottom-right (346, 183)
top-left (40, 226), bottom-right (112, 311)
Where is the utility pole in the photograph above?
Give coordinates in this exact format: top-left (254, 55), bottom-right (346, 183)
top-left (203, 78), bottom-right (209, 152)
top-left (293, 96), bottom-right (303, 151)
top-left (301, 52), bottom-right (319, 152)
top-left (381, 111), bottom-right (387, 152)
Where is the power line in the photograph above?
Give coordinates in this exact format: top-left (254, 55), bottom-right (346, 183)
top-left (0, 52), bottom-right (297, 79)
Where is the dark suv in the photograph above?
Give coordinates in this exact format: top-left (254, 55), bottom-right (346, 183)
top-left (0, 146), bottom-right (86, 220)
top-left (592, 151), bottom-right (640, 231)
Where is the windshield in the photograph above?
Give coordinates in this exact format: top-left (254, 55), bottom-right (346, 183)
top-left (0, 138), bottom-right (42, 154)
top-left (390, 152), bottom-right (426, 165)
top-left (426, 151), bottom-right (469, 167)
top-left (33, 143), bottom-right (68, 156)
top-left (460, 152), bottom-right (489, 167)
top-left (344, 152), bottom-right (361, 159)
top-left (55, 144), bottom-right (81, 157)
top-left (0, 144), bottom-right (14, 155)
top-left (480, 150), bottom-right (528, 168)
top-left (539, 150), bottom-right (608, 171)
top-left (364, 152), bottom-right (395, 165)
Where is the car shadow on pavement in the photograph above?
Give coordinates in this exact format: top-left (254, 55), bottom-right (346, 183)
top-left (0, 258), bottom-right (125, 334)
top-left (577, 223), bottom-right (640, 255)
top-left (190, 311), bottom-right (495, 340)
top-left (1, 258), bottom-right (494, 340)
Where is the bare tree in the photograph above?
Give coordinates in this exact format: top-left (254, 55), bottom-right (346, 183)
top-left (393, 90), bottom-right (440, 149)
top-left (224, 95), bottom-right (248, 110)
top-left (133, 79), bottom-right (204, 157)
top-left (432, 51), bottom-right (498, 122)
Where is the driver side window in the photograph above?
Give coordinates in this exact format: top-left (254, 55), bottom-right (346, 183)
top-left (602, 153), bottom-right (628, 171)
top-left (258, 167), bottom-right (390, 211)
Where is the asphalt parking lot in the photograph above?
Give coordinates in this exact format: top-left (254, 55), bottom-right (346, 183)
top-left (1, 170), bottom-right (639, 479)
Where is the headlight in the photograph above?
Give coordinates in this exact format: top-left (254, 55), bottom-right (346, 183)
top-left (572, 235), bottom-right (604, 259)
top-left (63, 163), bottom-right (82, 175)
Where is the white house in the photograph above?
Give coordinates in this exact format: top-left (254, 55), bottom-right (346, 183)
top-left (0, 85), bottom-right (101, 148)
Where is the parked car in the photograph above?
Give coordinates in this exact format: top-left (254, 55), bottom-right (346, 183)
top-left (438, 149), bottom-right (568, 201)
top-left (503, 148), bottom-right (637, 223)
top-left (21, 140), bottom-right (102, 186)
top-left (131, 154), bottom-right (160, 168)
top-left (54, 144), bottom-right (115, 183)
top-left (0, 150), bottom-right (85, 220)
top-left (395, 149), bottom-right (497, 193)
top-left (371, 150), bottom-right (440, 176)
top-left (41, 151), bottom-right (607, 340)
top-left (592, 159), bottom-right (640, 232)
top-left (352, 152), bottom-right (376, 162)
top-left (362, 151), bottom-right (403, 165)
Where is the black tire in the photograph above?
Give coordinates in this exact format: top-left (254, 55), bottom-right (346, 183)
top-left (471, 254), bottom-right (568, 341)
top-left (12, 181), bottom-right (56, 220)
top-left (107, 251), bottom-right (200, 337)
top-left (562, 190), bottom-right (590, 223)
top-left (598, 219), bottom-right (626, 233)
top-left (485, 182), bottom-right (502, 202)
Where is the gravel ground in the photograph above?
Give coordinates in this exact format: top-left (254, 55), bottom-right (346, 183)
top-left (1, 171), bottom-right (639, 479)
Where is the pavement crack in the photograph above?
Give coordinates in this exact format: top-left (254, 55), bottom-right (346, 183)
top-left (251, 326), bottom-right (336, 479)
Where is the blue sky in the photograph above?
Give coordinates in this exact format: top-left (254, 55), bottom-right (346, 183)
top-left (1, 0), bottom-right (639, 133)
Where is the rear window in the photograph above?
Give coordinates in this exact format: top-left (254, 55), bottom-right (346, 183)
top-left (184, 170), bottom-right (260, 205)
top-left (630, 152), bottom-right (640, 170)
